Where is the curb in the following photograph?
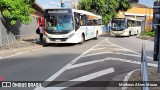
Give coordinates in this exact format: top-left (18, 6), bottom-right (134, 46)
top-left (136, 35), bottom-right (154, 41)
top-left (122, 69), bottom-right (140, 90)
top-left (0, 45), bottom-right (43, 60)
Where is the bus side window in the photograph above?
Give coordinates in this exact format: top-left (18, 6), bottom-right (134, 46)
top-left (84, 15), bottom-right (89, 26)
top-left (98, 19), bottom-right (102, 25)
top-left (91, 20), bottom-right (95, 26)
top-left (93, 20), bottom-right (97, 25)
top-left (95, 20), bottom-right (99, 25)
top-left (127, 20), bottom-right (131, 27)
top-left (80, 15), bottom-right (85, 26)
top-left (74, 13), bottom-right (80, 30)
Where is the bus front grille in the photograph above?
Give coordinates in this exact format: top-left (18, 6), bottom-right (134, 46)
top-left (50, 38), bottom-right (68, 41)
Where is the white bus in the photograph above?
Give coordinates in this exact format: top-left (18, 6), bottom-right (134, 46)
top-left (111, 18), bottom-right (142, 36)
top-left (43, 8), bottom-right (102, 46)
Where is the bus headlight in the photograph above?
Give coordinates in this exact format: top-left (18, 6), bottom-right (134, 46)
top-left (45, 34), bottom-right (50, 38)
top-left (68, 33), bottom-right (74, 38)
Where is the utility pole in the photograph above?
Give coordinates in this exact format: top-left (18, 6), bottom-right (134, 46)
top-left (145, 4), bottom-right (148, 32)
top-left (0, 12), bottom-right (2, 48)
top-left (153, 1), bottom-right (160, 73)
top-left (72, 0), bottom-right (78, 9)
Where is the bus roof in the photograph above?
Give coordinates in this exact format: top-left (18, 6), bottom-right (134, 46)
top-left (126, 18), bottom-right (142, 21)
top-left (44, 8), bottom-right (102, 20)
top-left (72, 9), bottom-right (102, 20)
top-left (114, 17), bottom-right (142, 21)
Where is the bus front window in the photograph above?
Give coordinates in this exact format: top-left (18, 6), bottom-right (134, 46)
top-left (45, 15), bottom-right (74, 31)
top-left (111, 19), bottom-right (126, 30)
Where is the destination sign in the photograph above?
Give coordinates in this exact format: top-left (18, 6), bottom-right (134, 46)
top-left (48, 10), bottom-right (70, 14)
top-left (113, 18), bottom-right (125, 20)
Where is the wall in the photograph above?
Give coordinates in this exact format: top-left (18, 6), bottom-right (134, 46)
top-left (0, 14), bottom-right (38, 37)
top-left (0, 12), bottom-right (40, 46)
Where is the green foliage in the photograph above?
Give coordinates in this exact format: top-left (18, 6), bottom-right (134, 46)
top-left (0, 0), bottom-right (35, 25)
top-left (79, 0), bottom-right (131, 25)
top-left (141, 31), bottom-right (155, 37)
top-left (117, 0), bottom-right (131, 12)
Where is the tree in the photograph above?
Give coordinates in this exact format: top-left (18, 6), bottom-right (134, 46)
top-left (117, 0), bottom-right (131, 12)
top-left (0, 0), bottom-right (35, 25)
top-left (79, 0), bottom-right (131, 24)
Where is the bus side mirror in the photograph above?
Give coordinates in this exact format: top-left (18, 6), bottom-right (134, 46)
top-left (127, 24), bottom-right (130, 28)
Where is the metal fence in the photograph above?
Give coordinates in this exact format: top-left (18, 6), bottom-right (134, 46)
top-left (0, 34), bottom-right (39, 50)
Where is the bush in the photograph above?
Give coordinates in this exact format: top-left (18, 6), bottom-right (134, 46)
top-left (141, 31), bottom-right (155, 37)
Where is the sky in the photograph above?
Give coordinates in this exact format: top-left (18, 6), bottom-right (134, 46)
top-left (35, 0), bottom-right (78, 9)
top-left (35, 0), bottom-right (154, 9)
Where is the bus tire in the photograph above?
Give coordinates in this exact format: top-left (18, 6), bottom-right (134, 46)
top-left (136, 30), bottom-right (139, 35)
top-left (43, 41), bottom-right (48, 47)
top-left (80, 34), bottom-right (85, 44)
top-left (94, 31), bottom-right (98, 40)
top-left (129, 31), bottom-right (131, 36)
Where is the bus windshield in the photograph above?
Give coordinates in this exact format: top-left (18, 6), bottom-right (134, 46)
top-left (45, 15), bottom-right (74, 31)
top-left (111, 18), bottom-right (126, 31)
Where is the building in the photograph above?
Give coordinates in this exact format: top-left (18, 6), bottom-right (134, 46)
top-left (118, 3), bottom-right (153, 32)
top-left (32, 2), bottom-right (45, 27)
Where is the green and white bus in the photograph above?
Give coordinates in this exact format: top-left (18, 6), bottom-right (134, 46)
top-left (43, 8), bottom-right (102, 46)
top-left (111, 18), bottom-right (142, 36)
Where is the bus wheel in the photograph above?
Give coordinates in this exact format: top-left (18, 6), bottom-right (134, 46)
top-left (94, 31), bottom-right (98, 40)
top-left (136, 30), bottom-right (139, 36)
top-left (43, 40), bottom-right (48, 47)
top-left (80, 34), bottom-right (85, 44)
top-left (129, 31), bottom-right (131, 36)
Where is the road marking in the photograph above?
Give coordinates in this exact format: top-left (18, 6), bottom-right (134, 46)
top-left (68, 56), bottom-right (157, 70)
top-left (83, 51), bottom-right (140, 58)
top-left (92, 47), bottom-right (108, 51)
top-left (97, 44), bottom-right (115, 47)
top-left (110, 57), bottom-right (157, 67)
top-left (67, 57), bottom-right (111, 69)
top-left (122, 69), bottom-right (140, 90)
top-left (0, 56), bottom-right (2, 59)
top-left (34, 39), bottom-right (106, 90)
top-left (117, 49), bottom-right (129, 51)
top-left (83, 51), bottom-right (113, 57)
top-left (71, 68), bottom-right (114, 81)
top-left (106, 38), bottom-right (153, 60)
top-left (43, 68), bottom-right (115, 90)
top-left (106, 38), bottom-right (140, 55)
top-left (91, 47), bottom-right (128, 51)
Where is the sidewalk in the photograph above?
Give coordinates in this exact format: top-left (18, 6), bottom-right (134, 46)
top-left (127, 68), bottom-right (160, 90)
top-left (0, 42), bottom-right (43, 58)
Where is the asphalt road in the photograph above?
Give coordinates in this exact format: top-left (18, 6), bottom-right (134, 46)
top-left (108, 36), bottom-right (154, 58)
top-left (0, 35), bottom-right (157, 90)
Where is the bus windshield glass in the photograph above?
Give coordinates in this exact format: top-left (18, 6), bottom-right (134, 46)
top-left (111, 18), bottom-right (126, 30)
top-left (45, 15), bottom-right (74, 31)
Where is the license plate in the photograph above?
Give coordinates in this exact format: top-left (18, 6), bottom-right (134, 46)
top-left (55, 39), bottom-right (61, 42)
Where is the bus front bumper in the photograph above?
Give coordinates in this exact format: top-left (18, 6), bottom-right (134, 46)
top-left (111, 31), bottom-right (129, 36)
top-left (44, 35), bottom-right (80, 44)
